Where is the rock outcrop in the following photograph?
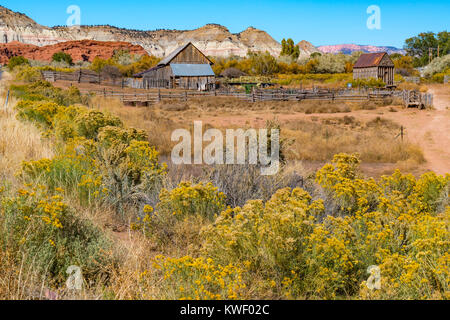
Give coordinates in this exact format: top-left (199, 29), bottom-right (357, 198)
top-left (296, 40), bottom-right (321, 58)
top-left (0, 40), bottom-right (148, 64)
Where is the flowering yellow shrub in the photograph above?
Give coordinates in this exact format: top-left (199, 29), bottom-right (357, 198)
top-left (124, 140), bottom-right (167, 185)
top-left (0, 186), bottom-right (112, 283)
top-left (158, 182), bottom-right (226, 220)
top-left (200, 154), bottom-right (449, 300)
top-left (133, 182), bottom-right (225, 246)
top-left (15, 100), bottom-right (64, 129)
top-left (74, 110), bottom-right (123, 140)
top-left (98, 126), bottom-right (148, 149)
top-left (139, 255), bottom-right (246, 300)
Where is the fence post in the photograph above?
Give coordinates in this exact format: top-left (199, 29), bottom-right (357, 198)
top-left (3, 89), bottom-right (9, 113)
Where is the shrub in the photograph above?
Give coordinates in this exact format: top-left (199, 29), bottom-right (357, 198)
top-left (0, 186), bottom-right (113, 284)
top-left (133, 182), bottom-right (224, 246)
top-left (14, 65), bottom-right (43, 82)
top-left (11, 81), bottom-right (86, 106)
top-left (52, 52), bottom-right (73, 65)
top-left (7, 56), bottom-right (29, 71)
top-left (74, 110), bottom-right (123, 139)
top-left (15, 100), bottom-right (64, 129)
top-left (138, 255), bottom-right (246, 300)
top-left (423, 54), bottom-right (450, 78)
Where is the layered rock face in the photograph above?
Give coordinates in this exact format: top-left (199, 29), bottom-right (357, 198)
top-left (0, 40), bottom-right (148, 64)
top-left (0, 6), bottom-right (286, 58)
top-left (297, 40), bottom-right (321, 58)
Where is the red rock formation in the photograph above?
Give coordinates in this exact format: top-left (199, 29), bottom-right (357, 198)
top-left (0, 40), bottom-right (148, 64)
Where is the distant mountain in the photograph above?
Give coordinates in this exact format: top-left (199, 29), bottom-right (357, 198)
top-left (0, 5), bottom-right (286, 58)
top-left (296, 40), bottom-right (321, 58)
top-left (318, 44), bottom-right (406, 55)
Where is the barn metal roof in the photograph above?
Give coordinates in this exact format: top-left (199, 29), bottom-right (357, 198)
top-left (353, 52), bottom-right (388, 68)
top-left (170, 64), bottom-right (215, 77)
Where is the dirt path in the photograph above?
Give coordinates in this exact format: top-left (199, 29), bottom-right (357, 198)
top-left (392, 84), bottom-right (450, 175)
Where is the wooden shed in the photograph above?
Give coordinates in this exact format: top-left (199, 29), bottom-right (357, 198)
top-left (353, 52), bottom-right (395, 86)
top-left (135, 42), bottom-right (215, 90)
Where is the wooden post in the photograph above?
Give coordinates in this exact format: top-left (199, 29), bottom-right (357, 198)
top-left (103, 88), bottom-right (106, 98)
top-left (3, 89), bottom-right (9, 113)
top-left (401, 126), bottom-right (404, 142)
top-left (185, 90), bottom-right (188, 102)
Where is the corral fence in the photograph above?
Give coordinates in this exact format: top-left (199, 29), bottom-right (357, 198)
top-left (404, 76), bottom-right (420, 84)
top-left (42, 70), bottom-right (126, 87)
top-left (444, 75), bottom-right (450, 84)
top-left (79, 87), bottom-right (433, 108)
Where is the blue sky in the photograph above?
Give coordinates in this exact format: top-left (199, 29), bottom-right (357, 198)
top-left (1, 0), bottom-right (448, 48)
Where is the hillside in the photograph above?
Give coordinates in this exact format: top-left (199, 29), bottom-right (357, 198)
top-left (0, 40), bottom-right (148, 64)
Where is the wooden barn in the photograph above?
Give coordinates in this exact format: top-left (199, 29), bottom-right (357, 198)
top-left (353, 52), bottom-right (395, 86)
top-left (135, 42), bottom-right (215, 90)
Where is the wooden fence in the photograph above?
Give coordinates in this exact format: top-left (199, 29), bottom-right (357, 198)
top-left (42, 70), bottom-right (125, 87)
top-left (78, 87), bottom-right (433, 108)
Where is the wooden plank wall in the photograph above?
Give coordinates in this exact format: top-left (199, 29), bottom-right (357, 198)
top-left (170, 43), bottom-right (210, 64)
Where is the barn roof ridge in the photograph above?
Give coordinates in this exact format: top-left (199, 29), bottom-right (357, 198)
top-left (157, 42), bottom-right (213, 66)
top-left (353, 52), bottom-right (392, 68)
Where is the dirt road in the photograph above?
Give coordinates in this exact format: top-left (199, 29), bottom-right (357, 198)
top-left (394, 84), bottom-right (449, 175)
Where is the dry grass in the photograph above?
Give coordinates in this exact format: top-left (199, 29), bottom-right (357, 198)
top-left (91, 95), bottom-right (424, 167)
top-left (397, 82), bottom-right (429, 92)
top-left (283, 116), bottom-right (425, 164)
top-left (0, 111), bottom-right (54, 182)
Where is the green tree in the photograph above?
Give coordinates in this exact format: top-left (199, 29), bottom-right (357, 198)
top-left (404, 31), bottom-right (450, 67)
top-left (52, 52), bottom-right (73, 65)
top-left (280, 38), bottom-right (300, 60)
top-left (7, 56), bottom-right (29, 71)
top-left (248, 51), bottom-right (279, 75)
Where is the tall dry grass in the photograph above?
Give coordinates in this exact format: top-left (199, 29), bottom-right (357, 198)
top-left (0, 111), bottom-right (54, 183)
top-left (283, 117), bottom-right (425, 164)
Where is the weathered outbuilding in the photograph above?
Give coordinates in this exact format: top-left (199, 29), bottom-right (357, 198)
top-left (353, 52), bottom-right (395, 86)
top-left (135, 42), bottom-right (215, 90)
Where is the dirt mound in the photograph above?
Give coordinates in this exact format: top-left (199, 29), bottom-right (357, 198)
top-left (0, 40), bottom-right (148, 64)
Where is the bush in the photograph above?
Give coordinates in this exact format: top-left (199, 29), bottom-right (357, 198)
top-left (423, 54), bottom-right (450, 78)
top-left (11, 81), bottom-right (86, 106)
top-left (138, 255), bottom-right (246, 300)
top-left (52, 52), bottom-right (73, 65)
top-left (0, 186), bottom-right (113, 284)
top-left (7, 56), bottom-right (29, 71)
top-left (15, 100), bottom-right (64, 129)
top-left (74, 110), bottom-right (123, 140)
top-left (14, 65), bottom-right (43, 82)
top-left (133, 182), bottom-right (225, 245)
